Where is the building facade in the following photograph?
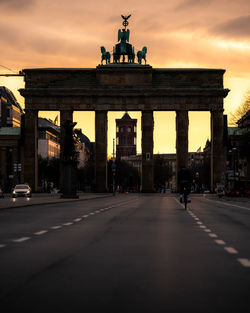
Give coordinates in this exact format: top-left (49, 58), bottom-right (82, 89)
top-left (0, 86), bottom-right (23, 127)
top-left (38, 118), bottom-right (60, 159)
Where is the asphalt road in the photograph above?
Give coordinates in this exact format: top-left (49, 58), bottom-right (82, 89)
top-left (0, 194), bottom-right (250, 313)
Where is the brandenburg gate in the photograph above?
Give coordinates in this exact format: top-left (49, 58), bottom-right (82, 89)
top-left (19, 16), bottom-right (229, 193)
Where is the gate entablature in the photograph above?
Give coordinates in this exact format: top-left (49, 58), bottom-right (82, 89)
top-left (20, 67), bottom-right (229, 112)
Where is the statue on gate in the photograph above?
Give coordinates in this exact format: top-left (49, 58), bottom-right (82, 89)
top-left (100, 15), bottom-right (148, 65)
top-left (113, 14), bottom-right (135, 63)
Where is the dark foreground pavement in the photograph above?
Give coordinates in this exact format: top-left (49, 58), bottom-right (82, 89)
top-left (0, 194), bottom-right (249, 313)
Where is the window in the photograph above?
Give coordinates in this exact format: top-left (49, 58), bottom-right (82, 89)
top-left (127, 127), bottom-right (132, 132)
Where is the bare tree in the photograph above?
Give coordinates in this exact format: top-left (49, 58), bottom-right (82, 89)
top-left (229, 90), bottom-right (250, 125)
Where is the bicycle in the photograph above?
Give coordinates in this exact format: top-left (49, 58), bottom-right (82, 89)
top-left (183, 187), bottom-right (188, 210)
top-left (184, 193), bottom-right (188, 210)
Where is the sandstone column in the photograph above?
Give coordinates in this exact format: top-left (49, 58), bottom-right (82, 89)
top-left (95, 110), bottom-right (108, 192)
top-left (141, 110), bottom-right (154, 192)
top-left (210, 110), bottom-right (226, 192)
top-left (23, 109), bottom-right (38, 191)
top-left (176, 110), bottom-right (189, 191)
top-left (60, 110), bottom-right (73, 193)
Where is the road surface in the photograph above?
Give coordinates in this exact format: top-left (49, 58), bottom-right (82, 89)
top-left (0, 194), bottom-right (249, 312)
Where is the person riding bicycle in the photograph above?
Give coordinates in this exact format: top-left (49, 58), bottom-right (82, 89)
top-left (178, 167), bottom-right (192, 208)
top-left (183, 186), bottom-right (189, 210)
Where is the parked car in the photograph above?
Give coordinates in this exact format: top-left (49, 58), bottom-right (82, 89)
top-left (12, 184), bottom-right (32, 198)
top-left (0, 187), bottom-right (4, 198)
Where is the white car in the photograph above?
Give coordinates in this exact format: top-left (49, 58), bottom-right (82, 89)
top-left (12, 184), bottom-right (32, 198)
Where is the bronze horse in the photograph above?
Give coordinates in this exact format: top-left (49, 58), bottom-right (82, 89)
top-left (137, 47), bottom-right (147, 65)
top-left (100, 46), bottom-right (111, 65)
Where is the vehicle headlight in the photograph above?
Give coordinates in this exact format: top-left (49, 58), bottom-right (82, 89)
top-left (13, 191), bottom-right (16, 194)
top-left (26, 191), bottom-right (30, 194)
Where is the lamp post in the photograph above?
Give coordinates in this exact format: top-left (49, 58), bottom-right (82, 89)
top-left (229, 147), bottom-right (237, 189)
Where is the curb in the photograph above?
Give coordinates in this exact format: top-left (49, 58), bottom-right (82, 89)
top-left (0, 194), bottom-right (113, 211)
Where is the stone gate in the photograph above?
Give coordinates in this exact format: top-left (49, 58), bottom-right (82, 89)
top-left (19, 65), bottom-right (229, 192)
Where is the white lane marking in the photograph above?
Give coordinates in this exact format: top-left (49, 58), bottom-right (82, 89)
top-left (199, 225), bottom-right (206, 229)
top-left (74, 218), bottom-right (82, 222)
top-left (82, 215), bottom-right (89, 218)
top-left (209, 233), bottom-right (218, 238)
top-left (100, 209), bottom-right (104, 211)
top-left (224, 247), bottom-right (238, 254)
top-left (237, 258), bottom-right (250, 267)
top-left (50, 225), bottom-right (62, 230)
top-left (204, 229), bottom-right (212, 232)
top-left (204, 198), bottom-right (250, 211)
top-left (95, 210), bottom-right (100, 213)
top-left (194, 218), bottom-right (200, 221)
top-left (13, 237), bottom-right (30, 243)
top-left (197, 221), bottom-right (203, 225)
top-left (34, 230), bottom-right (48, 235)
top-left (89, 213), bottom-right (95, 215)
top-left (63, 222), bottom-right (73, 226)
top-left (0, 244), bottom-right (7, 248)
top-left (215, 239), bottom-right (226, 245)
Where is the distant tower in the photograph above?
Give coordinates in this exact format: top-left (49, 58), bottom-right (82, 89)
top-left (116, 112), bottom-right (137, 158)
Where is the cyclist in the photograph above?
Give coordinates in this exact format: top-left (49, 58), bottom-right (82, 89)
top-left (183, 186), bottom-right (189, 210)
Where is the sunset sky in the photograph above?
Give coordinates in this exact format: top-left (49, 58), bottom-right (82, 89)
top-left (0, 0), bottom-right (249, 156)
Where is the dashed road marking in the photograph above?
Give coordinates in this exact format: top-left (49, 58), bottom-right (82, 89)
top-left (63, 222), bottom-right (73, 226)
top-left (50, 226), bottom-right (62, 230)
top-left (95, 211), bottom-right (100, 214)
top-left (82, 215), bottom-right (89, 218)
top-left (204, 229), bottom-right (212, 233)
top-left (34, 230), bottom-right (48, 235)
top-left (13, 237), bottom-right (30, 243)
top-left (224, 247), bottom-right (238, 254)
top-left (74, 218), bottom-right (82, 222)
top-left (199, 225), bottom-right (206, 229)
top-left (237, 258), bottom-right (250, 267)
top-left (197, 221), bottom-right (203, 225)
top-left (215, 239), bottom-right (226, 245)
top-left (0, 244), bottom-right (7, 248)
top-left (89, 213), bottom-right (95, 215)
top-left (209, 233), bottom-right (218, 238)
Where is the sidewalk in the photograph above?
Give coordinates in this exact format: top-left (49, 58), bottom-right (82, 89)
top-left (0, 193), bottom-right (112, 210)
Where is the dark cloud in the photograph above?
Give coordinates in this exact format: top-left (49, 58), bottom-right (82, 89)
top-left (210, 15), bottom-right (250, 40)
top-left (0, 0), bottom-right (36, 10)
